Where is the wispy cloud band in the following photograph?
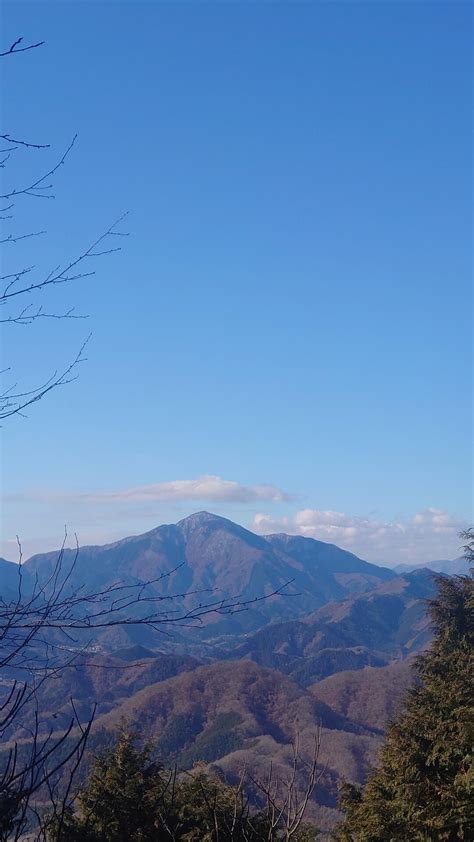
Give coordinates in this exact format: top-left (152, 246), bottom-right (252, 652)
top-left (7, 475), bottom-right (293, 506)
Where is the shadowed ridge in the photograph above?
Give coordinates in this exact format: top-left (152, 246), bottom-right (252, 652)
top-left (266, 532), bottom-right (395, 580)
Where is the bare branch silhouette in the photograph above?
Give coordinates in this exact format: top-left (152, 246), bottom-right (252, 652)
top-left (0, 38), bottom-right (45, 58)
top-left (1, 36), bottom-right (128, 422)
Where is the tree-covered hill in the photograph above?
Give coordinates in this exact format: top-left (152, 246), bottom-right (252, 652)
top-left (309, 660), bottom-right (415, 733)
top-left (230, 569), bottom-right (435, 685)
top-left (84, 659), bottom-right (382, 831)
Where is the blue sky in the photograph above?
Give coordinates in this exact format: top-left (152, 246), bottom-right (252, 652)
top-left (1, 0), bottom-right (472, 565)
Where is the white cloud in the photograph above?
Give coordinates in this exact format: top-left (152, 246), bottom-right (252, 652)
top-left (253, 507), bottom-right (467, 566)
top-left (8, 475), bottom-right (293, 506)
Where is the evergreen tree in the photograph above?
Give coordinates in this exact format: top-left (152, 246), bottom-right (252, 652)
top-left (49, 730), bottom-right (164, 842)
top-left (44, 731), bottom-right (318, 841)
top-left (335, 573), bottom-right (473, 841)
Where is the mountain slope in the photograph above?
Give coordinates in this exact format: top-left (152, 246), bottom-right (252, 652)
top-left (1, 651), bottom-right (202, 739)
top-left (20, 512), bottom-right (397, 643)
top-left (0, 557), bottom-right (31, 601)
top-left (231, 569), bottom-right (435, 684)
top-left (310, 660), bottom-right (415, 733)
top-left (266, 533), bottom-right (394, 598)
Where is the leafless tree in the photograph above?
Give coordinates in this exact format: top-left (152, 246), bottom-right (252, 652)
top-left (0, 32), bottom-right (122, 835)
top-left (0, 36), bottom-right (128, 420)
top-left (247, 730), bottom-right (323, 840)
top-left (161, 733), bottom-right (323, 840)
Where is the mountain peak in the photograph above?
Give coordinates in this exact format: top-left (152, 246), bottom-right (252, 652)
top-left (176, 511), bottom-right (234, 538)
top-left (178, 510), bottom-right (223, 527)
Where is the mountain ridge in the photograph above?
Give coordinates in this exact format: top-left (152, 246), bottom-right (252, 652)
top-left (18, 512), bottom-right (398, 644)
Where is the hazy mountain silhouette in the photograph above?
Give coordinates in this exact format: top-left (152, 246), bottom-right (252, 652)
top-left (394, 557), bottom-right (469, 576)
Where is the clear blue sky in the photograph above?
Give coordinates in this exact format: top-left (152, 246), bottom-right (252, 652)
top-left (1, 0), bottom-right (472, 565)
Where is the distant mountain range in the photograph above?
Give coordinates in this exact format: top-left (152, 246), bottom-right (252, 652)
top-left (393, 557), bottom-right (469, 576)
top-left (0, 512), bottom-right (467, 833)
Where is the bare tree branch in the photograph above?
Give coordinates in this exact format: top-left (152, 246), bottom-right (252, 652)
top-left (1, 36), bottom-right (128, 422)
top-left (0, 135), bottom-right (49, 150)
top-left (0, 38), bottom-right (45, 58)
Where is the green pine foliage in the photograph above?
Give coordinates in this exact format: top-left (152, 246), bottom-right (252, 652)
top-left (45, 729), bottom-right (317, 841)
top-left (58, 731), bottom-right (164, 841)
top-left (335, 573), bottom-right (474, 841)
